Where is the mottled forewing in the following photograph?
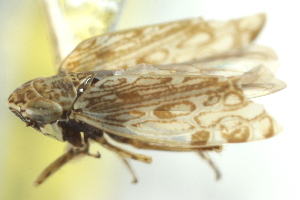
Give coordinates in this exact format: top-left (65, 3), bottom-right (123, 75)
top-left (72, 74), bottom-right (280, 148)
top-left (60, 13), bottom-right (266, 72)
top-left (154, 45), bottom-right (286, 98)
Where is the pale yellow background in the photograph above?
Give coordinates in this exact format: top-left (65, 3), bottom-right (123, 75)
top-left (0, 0), bottom-right (298, 200)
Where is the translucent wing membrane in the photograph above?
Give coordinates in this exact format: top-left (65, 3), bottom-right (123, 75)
top-left (62, 13), bottom-right (284, 148)
top-left (60, 13), bottom-right (266, 72)
top-left (71, 65), bottom-right (282, 148)
top-left (154, 45), bottom-right (286, 98)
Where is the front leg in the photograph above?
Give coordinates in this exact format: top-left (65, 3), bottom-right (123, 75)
top-left (34, 135), bottom-right (99, 186)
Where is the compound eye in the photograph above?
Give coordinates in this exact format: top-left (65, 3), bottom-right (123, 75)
top-left (26, 97), bottom-right (63, 123)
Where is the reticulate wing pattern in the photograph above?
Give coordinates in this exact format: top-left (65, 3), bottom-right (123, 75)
top-left (60, 13), bottom-right (266, 72)
top-left (71, 69), bottom-right (281, 148)
top-left (154, 45), bottom-right (286, 98)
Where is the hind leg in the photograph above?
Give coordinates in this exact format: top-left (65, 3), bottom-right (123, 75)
top-left (197, 151), bottom-right (221, 180)
top-left (106, 134), bottom-right (223, 179)
top-left (91, 134), bottom-right (152, 183)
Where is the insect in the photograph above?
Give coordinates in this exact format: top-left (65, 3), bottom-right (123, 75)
top-left (7, 13), bottom-right (286, 186)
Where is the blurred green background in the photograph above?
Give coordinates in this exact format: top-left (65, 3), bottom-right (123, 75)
top-left (0, 0), bottom-right (299, 200)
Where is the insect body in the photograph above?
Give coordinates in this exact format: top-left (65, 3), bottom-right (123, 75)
top-left (7, 13), bottom-right (286, 185)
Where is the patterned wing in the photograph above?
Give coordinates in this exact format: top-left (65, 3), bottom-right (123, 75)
top-left (154, 45), bottom-right (286, 98)
top-left (71, 71), bottom-right (281, 148)
top-left (59, 13), bottom-right (266, 72)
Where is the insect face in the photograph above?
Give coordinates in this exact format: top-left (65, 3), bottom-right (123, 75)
top-left (7, 71), bottom-right (93, 141)
top-left (7, 78), bottom-right (67, 141)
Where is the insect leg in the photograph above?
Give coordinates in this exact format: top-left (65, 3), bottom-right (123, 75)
top-left (33, 137), bottom-right (100, 186)
top-left (120, 158), bottom-right (139, 183)
top-left (197, 151), bottom-right (221, 180)
top-left (92, 136), bottom-right (152, 163)
top-left (91, 135), bottom-right (152, 183)
top-left (107, 134), bottom-right (222, 179)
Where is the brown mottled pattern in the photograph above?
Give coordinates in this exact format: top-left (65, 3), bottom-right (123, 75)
top-left (72, 73), bottom-right (281, 147)
top-left (191, 130), bottom-right (211, 145)
top-left (8, 79), bottom-right (44, 122)
top-left (59, 13), bottom-right (266, 73)
top-left (75, 75), bottom-right (223, 111)
top-left (153, 101), bottom-right (196, 119)
top-left (7, 72), bottom-right (93, 128)
top-left (219, 117), bottom-right (251, 143)
top-left (33, 72), bottom-right (77, 111)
